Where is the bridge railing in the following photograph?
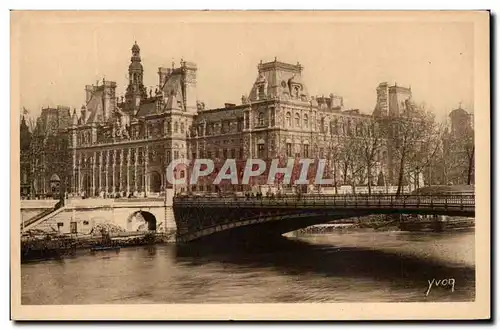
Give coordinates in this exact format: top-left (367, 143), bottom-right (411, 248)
top-left (173, 194), bottom-right (475, 209)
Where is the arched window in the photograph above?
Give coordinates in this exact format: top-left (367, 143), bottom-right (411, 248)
top-left (285, 112), bottom-right (291, 127)
top-left (294, 113), bottom-right (300, 127)
top-left (304, 114), bottom-right (309, 128)
top-left (180, 122), bottom-right (185, 134)
top-left (258, 112), bottom-right (264, 126)
top-left (174, 122), bottom-right (179, 133)
top-left (320, 117), bottom-right (325, 133)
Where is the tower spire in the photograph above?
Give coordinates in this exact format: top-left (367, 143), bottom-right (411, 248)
top-left (125, 41), bottom-right (147, 114)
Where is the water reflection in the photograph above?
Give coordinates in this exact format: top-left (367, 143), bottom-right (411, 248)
top-left (175, 233), bottom-right (475, 302)
top-left (21, 230), bottom-right (475, 304)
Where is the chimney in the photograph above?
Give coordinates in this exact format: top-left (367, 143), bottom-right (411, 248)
top-left (102, 81), bottom-right (117, 121)
top-left (158, 67), bottom-right (168, 87)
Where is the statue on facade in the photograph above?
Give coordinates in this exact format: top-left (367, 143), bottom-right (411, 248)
top-left (114, 117), bottom-right (122, 138)
top-left (122, 125), bottom-right (130, 139)
top-left (196, 101), bottom-right (206, 111)
top-left (241, 95), bottom-right (248, 105)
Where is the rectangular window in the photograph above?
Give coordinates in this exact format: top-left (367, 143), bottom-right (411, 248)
top-left (222, 120), bottom-right (230, 134)
top-left (319, 147), bottom-right (324, 158)
top-left (258, 144), bottom-right (265, 159)
top-left (286, 143), bottom-right (292, 157)
top-left (223, 148), bottom-right (228, 159)
top-left (239, 148), bottom-right (244, 159)
top-left (237, 119), bottom-right (243, 132)
top-left (215, 149), bottom-right (219, 158)
top-left (192, 152), bottom-right (197, 160)
top-left (231, 149), bottom-right (236, 159)
top-left (207, 151), bottom-right (212, 159)
top-left (138, 148), bottom-right (143, 164)
top-left (174, 151), bottom-right (179, 159)
top-left (303, 145), bottom-right (309, 158)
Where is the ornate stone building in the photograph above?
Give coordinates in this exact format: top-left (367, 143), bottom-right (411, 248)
top-left (20, 116), bottom-right (32, 197)
top-left (20, 106), bottom-right (72, 198)
top-left (372, 82), bottom-right (414, 185)
top-left (441, 105), bottom-right (475, 185)
top-left (60, 42), bottom-right (413, 197)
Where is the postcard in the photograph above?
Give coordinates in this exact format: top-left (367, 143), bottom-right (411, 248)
top-left (10, 10), bottom-right (490, 320)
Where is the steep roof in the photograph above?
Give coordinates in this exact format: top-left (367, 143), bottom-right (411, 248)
top-left (161, 72), bottom-right (185, 111)
top-left (136, 101), bottom-right (157, 117)
top-left (84, 88), bottom-right (104, 124)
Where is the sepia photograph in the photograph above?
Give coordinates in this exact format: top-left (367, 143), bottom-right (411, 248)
top-left (10, 10), bottom-right (490, 320)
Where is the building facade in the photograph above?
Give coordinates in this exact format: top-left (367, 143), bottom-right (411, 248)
top-left (20, 106), bottom-right (72, 198)
top-left (20, 116), bottom-right (32, 197)
top-left (25, 42), bottom-right (425, 198)
top-left (442, 106), bottom-right (475, 185)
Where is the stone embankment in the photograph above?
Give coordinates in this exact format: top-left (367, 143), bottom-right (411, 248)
top-left (21, 231), bottom-right (176, 262)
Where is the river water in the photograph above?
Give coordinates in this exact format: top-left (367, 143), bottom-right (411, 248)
top-left (21, 229), bottom-right (475, 304)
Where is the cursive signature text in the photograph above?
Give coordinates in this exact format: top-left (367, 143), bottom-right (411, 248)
top-left (426, 278), bottom-right (455, 296)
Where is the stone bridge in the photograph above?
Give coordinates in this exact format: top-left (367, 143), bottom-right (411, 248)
top-left (21, 192), bottom-right (176, 236)
top-left (173, 194), bottom-right (475, 243)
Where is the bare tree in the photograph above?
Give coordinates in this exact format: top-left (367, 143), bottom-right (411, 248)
top-left (325, 135), bottom-right (343, 194)
top-left (405, 121), bottom-right (445, 190)
top-left (337, 134), bottom-right (365, 194)
top-left (442, 126), bottom-right (475, 185)
top-left (357, 118), bottom-right (385, 195)
top-left (388, 102), bottom-right (438, 196)
top-left (465, 130), bottom-right (475, 185)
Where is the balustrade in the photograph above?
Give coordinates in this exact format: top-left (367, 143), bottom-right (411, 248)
top-left (173, 194), bottom-right (475, 212)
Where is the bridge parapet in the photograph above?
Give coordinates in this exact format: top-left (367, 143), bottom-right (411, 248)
top-left (174, 194), bottom-right (475, 210)
top-left (21, 199), bottom-right (59, 209)
top-left (65, 197), bottom-right (166, 209)
top-left (173, 193), bottom-right (475, 243)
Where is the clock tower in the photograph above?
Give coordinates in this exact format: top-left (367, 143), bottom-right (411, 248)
top-left (124, 41), bottom-right (147, 115)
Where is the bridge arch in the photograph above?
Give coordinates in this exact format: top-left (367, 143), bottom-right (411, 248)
top-left (127, 210), bottom-right (157, 232)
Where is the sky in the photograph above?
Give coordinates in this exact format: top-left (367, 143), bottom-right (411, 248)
top-left (15, 12), bottom-right (474, 122)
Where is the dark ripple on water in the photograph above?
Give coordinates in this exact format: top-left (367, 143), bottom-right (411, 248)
top-left (21, 230), bottom-right (475, 304)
